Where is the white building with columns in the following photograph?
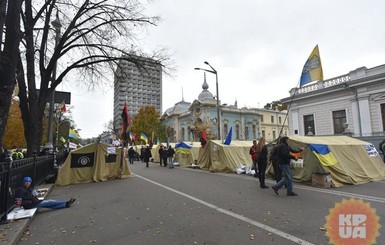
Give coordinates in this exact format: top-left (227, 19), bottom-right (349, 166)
top-left (281, 64), bottom-right (385, 138)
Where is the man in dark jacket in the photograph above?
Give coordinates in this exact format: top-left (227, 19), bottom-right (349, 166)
top-left (143, 145), bottom-right (152, 168)
top-left (15, 176), bottom-right (75, 209)
top-left (271, 137), bottom-right (303, 196)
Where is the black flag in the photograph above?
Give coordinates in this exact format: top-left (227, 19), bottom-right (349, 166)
top-left (70, 153), bottom-right (95, 168)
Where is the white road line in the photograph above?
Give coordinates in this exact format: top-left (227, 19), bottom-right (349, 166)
top-left (186, 169), bottom-right (385, 203)
top-left (134, 173), bottom-right (315, 245)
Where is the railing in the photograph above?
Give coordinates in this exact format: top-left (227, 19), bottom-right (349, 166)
top-left (0, 151), bottom-right (65, 223)
top-left (293, 74), bottom-right (351, 95)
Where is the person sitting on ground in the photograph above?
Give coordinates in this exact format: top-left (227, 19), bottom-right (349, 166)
top-left (14, 176), bottom-right (75, 209)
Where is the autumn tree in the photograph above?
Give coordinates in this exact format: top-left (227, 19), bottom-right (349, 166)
top-left (12, 0), bottom-right (169, 155)
top-left (0, 0), bottom-right (23, 147)
top-left (263, 100), bottom-right (288, 111)
top-left (131, 106), bottom-right (162, 143)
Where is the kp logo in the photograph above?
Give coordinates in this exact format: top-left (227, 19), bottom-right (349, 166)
top-left (325, 199), bottom-right (381, 245)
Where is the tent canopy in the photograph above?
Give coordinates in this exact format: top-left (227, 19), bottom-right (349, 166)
top-left (56, 142), bottom-right (131, 186)
top-left (286, 136), bottom-right (385, 187)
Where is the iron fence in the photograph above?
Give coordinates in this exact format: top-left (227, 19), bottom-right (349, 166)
top-left (0, 151), bottom-right (65, 223)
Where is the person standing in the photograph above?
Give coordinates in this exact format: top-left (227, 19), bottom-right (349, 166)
top-left (158, 145), bottom-right (164, 166)
top-left (143, 145), bottom-right (152, 168)
top-left (272, 136), bottom-right (303, 196)
top-left (128, 147), bottom-right (136, 164)
top-left (249, 140), bottom-right (258, 178)
top-left (15, 177), bottom-right (75, 209)
top-left (256, 137), bottom-right (269, 188)
top-left (160, 146), bottom-right (168, 167)
top-left (167, 146), bottom-right (175, 169)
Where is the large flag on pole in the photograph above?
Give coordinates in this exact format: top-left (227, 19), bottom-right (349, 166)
top-left (121, 102), bottom-right (130, 141)
top-left (223, 126), bottom-right (232, 145)
top-left (299, 45), bottom-right (323, 87)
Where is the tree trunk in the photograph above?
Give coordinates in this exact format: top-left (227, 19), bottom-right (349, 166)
top-left (0, 0), bottom-right (22, 146)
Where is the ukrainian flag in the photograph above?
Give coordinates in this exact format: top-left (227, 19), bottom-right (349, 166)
top-left (68, 129), bottom-right (80, 139)
top-left (309, 144), bottom-right (337, 166)
top-left (300, 45), bottom-right (323, 87)
top-left (140, 133), bottom-right (148, 144)
top-left (175, 142), bottom-right (192, 155)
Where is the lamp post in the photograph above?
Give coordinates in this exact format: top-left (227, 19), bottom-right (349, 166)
top-left (194, 61), bottom-right (220, 140)
top-left (46, 11), bottom-right (62, 149)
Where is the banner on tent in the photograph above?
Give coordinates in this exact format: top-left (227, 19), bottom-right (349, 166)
top-left (71, 153), bottom-right (95, 168)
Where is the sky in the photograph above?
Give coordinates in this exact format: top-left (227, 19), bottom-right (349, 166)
top-left (63, 0), bottom-right (385, 138)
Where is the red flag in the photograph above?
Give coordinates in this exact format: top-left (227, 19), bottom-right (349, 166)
top-left (121, 103), bottom-right (130, 140)
top-left (60, 101), bottom-right (67, 113)
top-left (199, 130), bottom-right (207, 146)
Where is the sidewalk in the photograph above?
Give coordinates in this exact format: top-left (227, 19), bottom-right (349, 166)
top-left (0, 183), bottom-right (54, 245)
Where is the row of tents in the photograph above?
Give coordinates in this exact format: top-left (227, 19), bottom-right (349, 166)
top-left (55, 136), bottom-right (385, 187)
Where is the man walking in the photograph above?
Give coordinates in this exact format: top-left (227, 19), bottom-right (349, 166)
top-left (272, 136), bottom-right (303, 196)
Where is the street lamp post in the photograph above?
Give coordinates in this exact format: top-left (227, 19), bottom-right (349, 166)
top-left (194, 61), bottom-right (220, 140)
top-left (46, 11), bottom-right (62, 149)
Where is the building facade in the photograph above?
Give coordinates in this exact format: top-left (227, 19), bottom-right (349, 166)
top-left (113, 54), bottom-right (162, 132)
top-left (281, 64), bottom-right (385, 137)
top-left (162, 76), bottom-right (288, 143)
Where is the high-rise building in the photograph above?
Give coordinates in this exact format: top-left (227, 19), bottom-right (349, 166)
top-left (113, 54), bottom-right (162, 133)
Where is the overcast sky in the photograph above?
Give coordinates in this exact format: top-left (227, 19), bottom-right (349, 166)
top-left (63, 0), bottom-right (385, 138)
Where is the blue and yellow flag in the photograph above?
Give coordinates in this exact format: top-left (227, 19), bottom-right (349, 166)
top-left (309, 144), bottom-right (337, 166)
top-left (68, 129), bottom-right (80, 139)
top-left (175, 141), bottom-right (192, 155)
top-left (140, 133), bottom-right (148, 144)
top-left (300, 45), bottom-right (323, 87)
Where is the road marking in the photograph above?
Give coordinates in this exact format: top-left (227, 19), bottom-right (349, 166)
top-left (135, 173), bottom-right (315, 245)
top-left (183, 168), bottom-right (385, 203)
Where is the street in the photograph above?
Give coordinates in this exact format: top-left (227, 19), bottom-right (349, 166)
top-left (18, 160), bottom-right (385, 244)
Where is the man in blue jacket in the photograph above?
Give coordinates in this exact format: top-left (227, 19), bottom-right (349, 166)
top-left (15, 177), bottom-right (75, 209)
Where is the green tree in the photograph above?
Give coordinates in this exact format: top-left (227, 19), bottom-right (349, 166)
top-left (131, 106), bottom-right (162, 144)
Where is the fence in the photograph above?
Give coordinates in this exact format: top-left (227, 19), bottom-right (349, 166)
top-left (0, 151), bottom-right (65, 223)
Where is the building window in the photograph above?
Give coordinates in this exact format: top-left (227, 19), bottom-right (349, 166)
top-left (235, 125), bottom-right (240, 140)
top-left (262, 130), bottom-right (265, 137)
top-left (245, 127), bottom-right (249, 140)
top-left (223, 124), bottom-right (228, 140)
top-left (303, 114), bottom-right (315, 135)
top-left (271, 116), bottom-right (274, 123)
top-left (252, 125), bottom-right (256, 139)
top-left (279, 116), bottom-right (282, 124)
top-left (272, 131), bottom-right (276, 139)
top-left (261, 116), bottom-right (264, 122)
top-left (333, 110), bottom-right (346, 134)
top-left (381, 103), bottom-right (385, 131)
top-left (181, 128), bottom-right (185, 141)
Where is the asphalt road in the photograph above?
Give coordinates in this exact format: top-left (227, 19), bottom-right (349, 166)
top-left (17, 160), bottom-right (385, 245)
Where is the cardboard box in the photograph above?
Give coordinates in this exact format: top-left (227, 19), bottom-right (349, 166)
top-left (312, 172), bottom-right (332, 188)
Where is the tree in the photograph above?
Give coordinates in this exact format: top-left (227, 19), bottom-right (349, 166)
top-left (12, 0), bottom-right (168, 155)
top-left (263, 100), bottom-right (288, 111)
top-left (0, 0), bottom-right (23, 147)
top-left (3, 99), bottom-right (26, 149)
top-left (131, 106), bottom-right (162, 143)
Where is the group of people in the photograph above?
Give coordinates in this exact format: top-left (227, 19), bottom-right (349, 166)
top-left (126, 144), bottom-right (175, 168)
top-left (158, 145), bottom-right (175, 168)
top-left (250, 136), bottom-right (303, 196)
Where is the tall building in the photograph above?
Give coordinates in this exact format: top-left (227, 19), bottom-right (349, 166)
top-left (113, 54), bottom-right (162, 133)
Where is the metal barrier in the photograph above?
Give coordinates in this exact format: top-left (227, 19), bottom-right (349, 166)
top-left (0, 151), bottom-right (65, 223)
